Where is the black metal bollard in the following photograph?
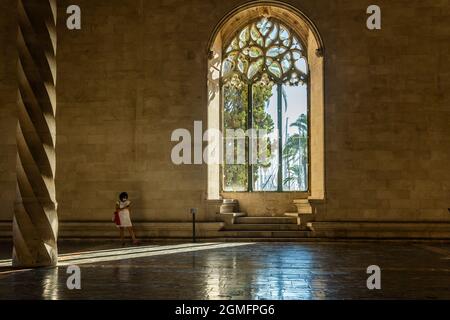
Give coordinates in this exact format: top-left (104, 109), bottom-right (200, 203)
top-left (190, 208), bottom-right (197, 243)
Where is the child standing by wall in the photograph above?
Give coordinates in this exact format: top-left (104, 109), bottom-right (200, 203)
top-left (114, 192), bottom-right (139, 245)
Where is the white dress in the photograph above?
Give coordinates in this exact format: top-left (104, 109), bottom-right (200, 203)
top-left (117, 200), bottom-right (132, 227)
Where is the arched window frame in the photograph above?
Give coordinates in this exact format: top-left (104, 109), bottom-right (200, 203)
top-left (220, 17), bottom-right (311, 193)
top-left (206, 2), bottom-right (325, 204)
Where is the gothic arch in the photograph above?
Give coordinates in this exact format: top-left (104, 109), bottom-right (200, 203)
top-left (206, 1), bottom-right (325, 203)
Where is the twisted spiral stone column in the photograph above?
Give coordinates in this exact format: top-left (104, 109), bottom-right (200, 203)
top-left (13, 0), bottom-right (58, 267)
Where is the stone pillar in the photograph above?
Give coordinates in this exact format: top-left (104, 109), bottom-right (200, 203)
top-left (13, 0), bottom-right (58, 267)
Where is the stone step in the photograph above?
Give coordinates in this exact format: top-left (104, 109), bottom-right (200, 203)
top-left (235, 216), bottom-right (297, 224)
top-left (224, 223), bottom-right (301, 231)
top-left (218, 230), bottom-right (311, 238)
top-left (214, 237), bottom-right (317, 242)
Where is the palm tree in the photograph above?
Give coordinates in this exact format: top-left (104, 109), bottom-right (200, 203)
top-left (283, 114), bottom-right (308, 190)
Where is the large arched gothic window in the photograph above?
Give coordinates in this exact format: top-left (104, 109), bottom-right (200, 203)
top-left (221, 17), bottom-right (309, 192)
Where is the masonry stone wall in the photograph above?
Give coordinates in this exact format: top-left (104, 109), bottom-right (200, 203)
top-left (0, 0), bottom-right (449, 223)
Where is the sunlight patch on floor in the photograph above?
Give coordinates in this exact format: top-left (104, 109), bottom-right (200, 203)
top-left (0, 242), bottom-right (255, 268)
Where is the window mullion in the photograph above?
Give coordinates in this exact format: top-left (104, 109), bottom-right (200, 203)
top-left (277, 83), bottom-right (283, 192)
top-left (247, 84), bottom-right (253, 192)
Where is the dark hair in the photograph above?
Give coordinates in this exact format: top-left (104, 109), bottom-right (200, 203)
top-left (119, 192), bottom-right (128, 200)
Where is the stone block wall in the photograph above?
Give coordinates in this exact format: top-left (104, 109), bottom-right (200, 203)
top-left (0, 0), bottom-right (449, 223)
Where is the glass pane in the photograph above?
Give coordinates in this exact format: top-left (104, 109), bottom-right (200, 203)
top-left (223, 83), bottom-right (248, 191)
top-left (281, 84), bottom-right (308, 191)
top-left (247, 58), bottom-right (264, 80)
top-left (252, 83), bottom-right (278, 191)
top-left (268, 61), bottom-right (282, 78)
top-left (256, 18), bottom-right (272, 36)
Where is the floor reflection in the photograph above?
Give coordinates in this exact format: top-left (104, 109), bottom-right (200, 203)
top-left (0, 241), bottom-right (448, 299)
top-left (253, 246), bottom-right (315, 300)
top-left (41, 268), bottom-right (60, 300)
top-left (201, 245), bottom-right (318, 300)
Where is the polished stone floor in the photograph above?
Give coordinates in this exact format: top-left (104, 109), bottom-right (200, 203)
top-left (0, 241), bottom-right (449, 300)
